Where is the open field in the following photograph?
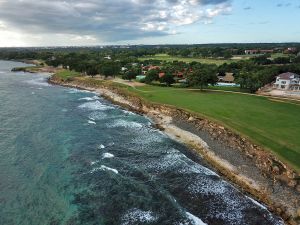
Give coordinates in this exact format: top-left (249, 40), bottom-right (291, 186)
top-left (138, 54), bottom-right (239, 65)
top-left (53, 69), bottom-right (81, 81)
top-left (206, 85), bottom-right (251, 93)
top-left (123, 85), bottom-right (300, 171)
top-left (233, 53), bottom-right (291, 60)
top-left (270, 53), bottom-right (292, 59)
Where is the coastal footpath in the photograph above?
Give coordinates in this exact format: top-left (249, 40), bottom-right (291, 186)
top-left (13, 64), bottom-right (300, 224)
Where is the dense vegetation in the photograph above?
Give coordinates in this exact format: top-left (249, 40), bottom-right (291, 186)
top-left (1, 44), bottom-right (300, 92)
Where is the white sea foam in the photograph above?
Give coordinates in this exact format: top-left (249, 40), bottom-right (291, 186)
top-left (98, 144), bottom-right (105, 149)
top-left (122, 110), bottom-right (136, 115)
top-left (88, 111), bottom-right (107, 121)
top-left (186, 212), bottom-right (207, 225)
top-left (90, 165), bottom-right (118, 174)
top-left (143, 148), bottom-right (217, 176)
top-left (121, 208), bottom-right (158, 225)
top-left (90, 160), bottom-right (100, 166)
top-left (188, 176), bottom-right (245, 223)
top-left (31, 92), bottom-right (35, 95)
top-left (68, 88), bottom-right (91, 94)
top-left (78, 101), bottom-right (114, 111)
top-left (26, 78), bottom-right (50, 87)
top-left (102, 153), bottom-right (114, 159)
top-left (79, 96), bottom-right (100, 101)
top-left (245, 196), bottom-right (268, 210)
top-left (131, 132), bottom-right (163, 146)
top-left (108, 119), bottom-right (143, 129)
top-left (88, 120), bottom-right (96, 125)
top-left (188, 178), bottom-right (227, 196)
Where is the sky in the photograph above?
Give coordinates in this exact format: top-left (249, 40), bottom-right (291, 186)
top-left (0, 0), bottom-right (299, 47)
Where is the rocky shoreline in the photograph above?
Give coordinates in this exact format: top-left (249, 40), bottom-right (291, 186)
top-left (47, 74), bottom-right (300, 225)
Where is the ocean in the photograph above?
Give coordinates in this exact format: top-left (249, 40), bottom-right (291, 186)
top-left (0, 60), bottom-right (283, 225)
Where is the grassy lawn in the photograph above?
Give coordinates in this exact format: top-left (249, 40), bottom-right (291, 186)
top-left (54, 70), bottom-right (81, 81)
top-left (138, 54), bottom-right (239, 65)
top-left (124, 85), bottom-right (300, 171)
top-left (270, 53), bottom-right (291, 59)
top-left (206, 86), bottom-right (251, 93)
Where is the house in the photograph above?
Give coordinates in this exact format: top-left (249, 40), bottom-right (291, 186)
top-left (142, 65), bottom-right (160, 75)
top-left (159, 72), bottom-right (165, 78)
top-left (148, 65), bottom-right (160, 71)
top-left (260, 50), bottom-right (274, 54)
top-left (245, 50), bottom-right (259, 55)
top-left (245, 49), bottom-right (274, 55)
top-left (136, 75), bottom-right (146, 81)
top-left (218, 73), bottom-right (235, 83)
top-left (274, 72), bottom-right (300, 91)
top-left (174, 71), bottom-right (184, 78)
top-left (284, 47), bottom-right (298, 54)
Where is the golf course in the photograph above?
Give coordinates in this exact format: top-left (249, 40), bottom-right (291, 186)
top-left (125, 84), bottom-right (300, 171)
top-left (138, 54), bottom-right (239, 65)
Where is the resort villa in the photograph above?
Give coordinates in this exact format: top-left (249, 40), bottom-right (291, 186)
top-left (218, 73), bottom-right (235, 83)
top-left (274, 72), bottom-right (300, 91)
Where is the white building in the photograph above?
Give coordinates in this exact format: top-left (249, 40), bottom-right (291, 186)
top-left (274, 72), bottom-right (300, 91)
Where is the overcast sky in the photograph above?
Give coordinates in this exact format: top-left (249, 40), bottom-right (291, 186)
top-left (0, 0), bottom-right (299, 47)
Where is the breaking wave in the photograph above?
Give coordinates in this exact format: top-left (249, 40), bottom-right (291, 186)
top-left (79, 96), bottom-right (100, 101)
top-left (26, 77), bottom-right (50, 87)
top-left (88, 120), bottom-right (96, 125)
top-left (121, 208), bottom-right (158, 225)
top-left (78, 100), bottom-right (114, 111)
top-left (90, 165), bottom-right (118, 174)
top-left (108, 119), bottom-right (143, 129)
top-left (102, 153), bottom-right (114, 159)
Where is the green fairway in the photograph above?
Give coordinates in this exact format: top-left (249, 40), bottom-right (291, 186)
top-left (206, 86), bottom-right (251, 93)
top-left (138, 54), bottom-right (239, 65)
top-left (54, 69), bottom-right (81, 81)
top-left (270, 53), bottom-right (292, 59)
top-left (126, 85), bottom-right (300, 171)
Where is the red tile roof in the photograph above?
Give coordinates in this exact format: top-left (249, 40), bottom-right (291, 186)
top-left (159, 72), bottom-right (165, 78)
top-left (277, 72), bottom-right (300, 80)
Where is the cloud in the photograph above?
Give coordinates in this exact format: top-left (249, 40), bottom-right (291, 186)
top-left (0, 0), bottom-right (232, 43)
top-left (0, 20), bottom-right (6, 29)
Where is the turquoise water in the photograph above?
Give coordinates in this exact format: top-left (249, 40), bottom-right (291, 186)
top-left (0, 61), bottom-right (283, 225)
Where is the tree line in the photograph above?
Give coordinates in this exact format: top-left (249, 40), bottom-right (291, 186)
top-left (1, 47), bottom-right (300, 92)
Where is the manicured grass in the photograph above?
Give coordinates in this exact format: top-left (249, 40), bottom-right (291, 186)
top-left (54, 70), bottom-right (81, 81)
top-left (138, 54), bottom-right (239, 65)
top-left (125, 85), bottom-right (300, 171)
top-left (270, 53), bottom-right (291, 59)
top-left (206, 86), bottom-right (251, 93)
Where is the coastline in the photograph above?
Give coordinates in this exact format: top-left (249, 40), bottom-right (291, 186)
top-left (47, 75), bottom-right (300, 225)
top-left (10, 62), bottom-right (299, 224)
